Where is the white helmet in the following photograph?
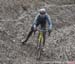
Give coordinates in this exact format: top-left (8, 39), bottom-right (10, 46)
top-left (39, 8), bottom-right (46, 15)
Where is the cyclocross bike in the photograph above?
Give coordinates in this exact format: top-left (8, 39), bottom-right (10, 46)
top-left (35, 28), bottom-right (48, 60)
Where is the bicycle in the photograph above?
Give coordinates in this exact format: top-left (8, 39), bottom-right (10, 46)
top-left (35, 29), bottom-right (48, 60)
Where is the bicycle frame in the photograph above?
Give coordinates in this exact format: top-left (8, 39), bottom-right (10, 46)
top-left (37, 29), bottom-right (48, 45)
top-left (38, 31), bottom-right (44, 43)
top-left (36, 29), bottom-right (48, 59)
top-left (36, 31), bottom-right (44, 60)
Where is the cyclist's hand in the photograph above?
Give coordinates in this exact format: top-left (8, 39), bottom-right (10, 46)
top-left (33, 25), bottom-right (37, 31)
top-left (48, 30), bottom-right (51, 36)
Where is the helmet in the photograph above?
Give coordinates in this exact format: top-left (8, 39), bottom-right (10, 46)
top-left (39, 8), bottom-right (46, 15)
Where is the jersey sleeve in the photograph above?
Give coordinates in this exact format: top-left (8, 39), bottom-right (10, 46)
top-left (46, 14), bottom-right (52, 30)
top-left (32, 13), bottom-right (39, 27)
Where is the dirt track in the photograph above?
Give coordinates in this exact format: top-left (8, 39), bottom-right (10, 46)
top-left (0, 0), bottom-right (75, 64)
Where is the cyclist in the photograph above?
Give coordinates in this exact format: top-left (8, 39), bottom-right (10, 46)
top-left (22, 8), bottom-right (52, 46)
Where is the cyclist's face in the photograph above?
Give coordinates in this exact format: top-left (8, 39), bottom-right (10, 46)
top-left (40, 13), bottom-right (46, 17)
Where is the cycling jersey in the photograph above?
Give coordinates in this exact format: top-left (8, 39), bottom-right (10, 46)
top-left (32, 13), bottom-right (52, 30)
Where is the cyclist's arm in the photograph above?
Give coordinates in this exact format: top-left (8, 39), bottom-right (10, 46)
top-left (32, 13), bottom-right (39, 27)
top-left (46, 14), bottom-right (52, 30)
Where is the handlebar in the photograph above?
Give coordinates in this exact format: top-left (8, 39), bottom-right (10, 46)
top-left (34, 28), bottom-right (51, 36)
top-left (36, 28), bottom-right (49, 32)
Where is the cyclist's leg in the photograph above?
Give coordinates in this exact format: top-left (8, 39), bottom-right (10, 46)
top-left (24, 23), bottom-right (39, 42)
top-left (43, 32), bottom-right (46, 46)
top-left (36, 23), bottom-right (40, 48)
top-left (41, 24), bottom-right (46, 46)
top-left (25, 30), bottom-right (33, 42)
top-left (22, 27), bottom-right (34, 43)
